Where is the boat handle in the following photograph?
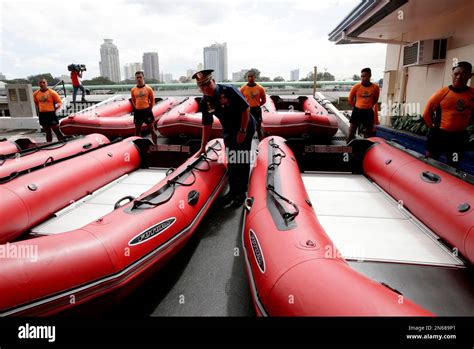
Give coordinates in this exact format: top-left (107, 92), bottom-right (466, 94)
top-left (43, 156), bottom-right (54, 167)
top-left (82, 143), bottom-right (93, 149)
top-left (0, 171), bottom-right (19, 184)
top-left (244, 197), bottom-right (254, 212)
top-left (420, 171), bottom-right (441, 183)
top-left (114, 196), bottom-right (136, 209)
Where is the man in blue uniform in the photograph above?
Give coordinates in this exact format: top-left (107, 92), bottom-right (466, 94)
top-left (193, 69), bottom-right (256, 207)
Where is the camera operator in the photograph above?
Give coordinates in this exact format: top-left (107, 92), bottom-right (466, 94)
top-left (70, 64), bottom-right (87, 104)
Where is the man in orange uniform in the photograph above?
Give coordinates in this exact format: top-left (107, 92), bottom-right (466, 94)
top-left (131, 71), bottom-right (157, 144)
top-left (33, 79), bottom-right (65, 142)
top-left (347, 67), bottom-right (380, 143)
top-left (423, 61), bottom-right (474, 167)
top-left (240, 70), bottom-right (266, 140)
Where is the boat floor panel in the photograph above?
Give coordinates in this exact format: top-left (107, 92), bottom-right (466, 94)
top-left (302, 173), bottom-right (462, 267)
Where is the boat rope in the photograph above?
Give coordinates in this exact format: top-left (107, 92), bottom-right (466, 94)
top-left (175, 96), bottom-right (190, 106)
top-left (131, 140), bottom-right (222, 210)
top-left (159, 97), bottom-right (182, 114)
top-left (266, 138), bottom-right (299, 223)
top-left (0, 137), bottom-right (122, 184)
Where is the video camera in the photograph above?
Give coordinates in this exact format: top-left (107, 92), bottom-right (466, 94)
top-left (67, 64), bottom-right (87, 72)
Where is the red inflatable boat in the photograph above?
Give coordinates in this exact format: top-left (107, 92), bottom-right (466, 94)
top-left (0, 134), bottom-right (109, 182)
top-left (363, 137), bottom-right (474, 266)
top-left (0, 137), bottom-right (227, 316)
top-left (0, 137), bottom-right (139, 244)
top-left (262, 95), bottom-right (339, 139)
top-left (60, 96), bottom-right (177, 138)
top-left (156, 97), bottom-right (223, 139)
top-left (243, 136), bottom-right (436, 316)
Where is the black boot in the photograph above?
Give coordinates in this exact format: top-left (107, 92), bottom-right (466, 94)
top-left (231, 193), bottom-right (246, 208)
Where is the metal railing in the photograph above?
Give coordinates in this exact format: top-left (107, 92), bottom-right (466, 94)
top-left (51, 80), bottom-right (66, 97)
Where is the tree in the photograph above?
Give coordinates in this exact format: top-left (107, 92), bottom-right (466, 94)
top-left (352, 74), bottom-right (361, 81)
top-left (273, 76), bottom-right (285, 82)
top-left (301, 71), bottom-right (335, 82)
top-left (247, 68), bottom-right (261, 79)
top-left (82, 76), bottom-right (116, 85)
top-left (259, 76), bottom-right (271, 82)
top-left (179, 76), bottom-right (191, 83)
top-left (27, 73), bottom-right (57, 86)
top-left (317, 72), bottom-right (335, 81)
top-left (4, 78), bottom-right (29, 84)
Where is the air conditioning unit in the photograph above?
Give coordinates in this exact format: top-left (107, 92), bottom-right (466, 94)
top-left (402, 39), bottom-right (447, 67)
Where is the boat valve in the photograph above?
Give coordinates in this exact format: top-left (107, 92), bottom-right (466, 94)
top-left (188, 190), bottom-right (200, 206)
top-left (420, 171), bottom-right (441, 183)
top-left (458, 203), bottom-right (470, 213)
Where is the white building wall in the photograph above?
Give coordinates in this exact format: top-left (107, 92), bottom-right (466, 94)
top-left (380, 1), bottom-right (474, 124)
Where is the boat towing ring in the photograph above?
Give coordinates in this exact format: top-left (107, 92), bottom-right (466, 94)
top-left (244, 197), bottom-right (254, 212)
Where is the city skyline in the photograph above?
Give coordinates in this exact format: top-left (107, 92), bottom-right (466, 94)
top-left (0, 0), bottom-right (386, 82)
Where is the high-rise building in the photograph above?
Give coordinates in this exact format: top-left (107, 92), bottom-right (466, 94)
top-left (123, 63), bottom-right (143, 80)
top-left (290, 69), bottom-right (300, 81)
top-left (0, 72), bottom-right (6, 81)
top-left (197, 63), bottom-right (203, 71)
top-left (203, 42), bottom-right (228, 82)
top-left (232, 69), bottom-right (249, 82)
top-left (162, 73), bottom-right (173, 83)
top-left (59, 74), bottom-right (72, 84)
top-left (99, 39), bottom-right (121, 83)
top-left (232, 69), bottom-right (250, 81)
top-left (186, 69), bottom-right (196, 79)
top-left (143, 52), bottom-right (160, 81)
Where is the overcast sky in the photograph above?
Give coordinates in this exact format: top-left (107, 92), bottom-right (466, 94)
top-left (0, 0), bottom-right (387, 81)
